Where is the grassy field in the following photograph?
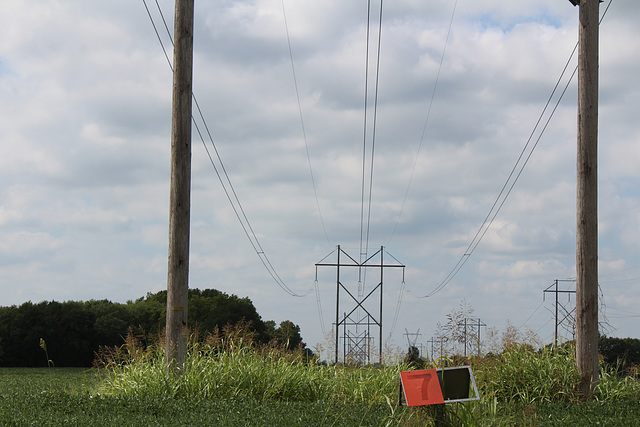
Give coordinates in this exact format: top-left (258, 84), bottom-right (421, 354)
top-left (2, 336), bottom-right (640, 426)
top-left (0, 368), bottom-right (406, 426)
top-left (1, 368), bottom-right (639, 426)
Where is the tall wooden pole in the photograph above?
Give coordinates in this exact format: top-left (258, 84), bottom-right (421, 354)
top-left (575, 0), bottom-right (599, 396)
top-left (165, 0), bottom-right (194, 375)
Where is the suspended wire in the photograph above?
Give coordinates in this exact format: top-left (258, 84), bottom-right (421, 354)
top-left (358, 0), bottom-right (385, 294)
top-left (414, 0), bottom-right (614, 299)
top-left (281, 0), bottom-right (332, 246)
top-left (380, 1), bottom-right (456, 333)
top-left (143, 0), bottom-right (172, 69)
top-left (383, 1), bottom-right (458, 338)
top-left (364, 0), bottom-right (384, 267)
top-left (606, 307), bottom-right (640, 319)
top-left (144, 0), bottom-right (313, 298)
top-left (315, 280), bottom-right (326, 336)
top-left (417, 66), bottom-right (578, 299)
top-left (359, 0), bottom-right (373, 277)
top-left (387, 0), bottom-right (459, 245)
top-left (155, 0), bottom-right (173, 44)
top-left (387, 278), bottom-right (405, 340)
top-left (535, 316), bottom-right (554, 334)
top-left (383, 248), bottom-right (407, 339)
top-left (517, 300), bottom-right (545, 331)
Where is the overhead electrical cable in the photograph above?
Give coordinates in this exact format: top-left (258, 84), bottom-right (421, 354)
top-left (155, 0), bottom-right (173, 44)
top-left (382, 0), bottom-right (458, 340)
top-left (606, 308), bottom-right (640, 319)
top-left (364, 0), bottom-right (385, 266)
top-left (517, 301), bottom-right (545, 331)
top-left (387, 0), bottom-right (459, 246)
top-left (358, 0), bottom-right (385, 293)
top-left (281, 0), bottom-right (332, 246)
top-left (143, 0), bottom-right (172, 68)
top-left (144, 0), bottom-right (313, 298)
top-left (413, 0), bottom-right (613, 299)
top-left (359, 0), bottom-right (373, 278)
top-left (314, 280), bottom-right (326, 336)
top-left (415, 62), bottom-right (579, 299)
top-left (387, 273), bottom-right (405, 340)
top-left (383, 248), bottom-right (407, 338)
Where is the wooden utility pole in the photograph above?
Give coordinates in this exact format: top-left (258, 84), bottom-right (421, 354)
top-left (165, 0), bottom-right (194, 375)
top-left (574, 0), bottom-right (599, 396)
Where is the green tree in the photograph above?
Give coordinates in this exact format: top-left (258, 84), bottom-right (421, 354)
top-left (0, 288), bottom-right (306, 367)
top-left (188, 289), bottom-right (266, 338)
top-left (125, 288), bottom-right (269, 341)
top-left (599, 336), bottom-right (640, 374)
top-left (9, 302), bottom-right (46, 366)
top-left (403, 345), bottom-right (425, 369)
top-left (38, 301), bottom-right (93, 366)
top-left (264, 320), bottom-right (277, 339)
top-left (273, 320), bottom-right (305, 350)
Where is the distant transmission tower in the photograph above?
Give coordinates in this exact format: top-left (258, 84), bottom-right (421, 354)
top-left (404, 328), bottom-right (423, 357)
top-left (316, 245), bottom-right (405, 364)
top-left (543, 279), bottom-right (577, 346)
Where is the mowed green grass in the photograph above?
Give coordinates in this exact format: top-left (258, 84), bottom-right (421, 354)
top-left (2, 365), bottom-right (640, 426)
top-left (0, 368), bottom-right (407, 426)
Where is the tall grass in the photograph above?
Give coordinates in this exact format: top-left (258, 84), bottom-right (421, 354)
top-left (96, 325), bottom-right (404, 405)
top-left (475, 343), bottom-right (640, 404)
top-left (95, 328), bottom-right (640, 426)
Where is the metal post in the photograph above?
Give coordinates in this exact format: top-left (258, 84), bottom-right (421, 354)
top-left (335, 245), bottom-right (341, 364)
top-left (464, 318), bottom-right (467, 358)
top-left (316, 245), bottom-right (404, 365)
top-left (379, 246), bottom-right (383, 364)
top-left (555, 279), bottom-right (559, 347)
top-left (477, 318), bottom-right (481, 356)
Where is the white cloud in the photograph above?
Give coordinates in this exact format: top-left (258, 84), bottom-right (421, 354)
top-left (0, 0), bottom-right (638, 352)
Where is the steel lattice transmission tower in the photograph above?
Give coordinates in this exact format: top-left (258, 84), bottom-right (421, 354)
top-left (316, 246), bottom-right (405, 364)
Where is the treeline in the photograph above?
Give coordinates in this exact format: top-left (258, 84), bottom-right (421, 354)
top-left (599, 335), bottom-right (640, 375)
top-left (0, 288), bottom-right (305, 367)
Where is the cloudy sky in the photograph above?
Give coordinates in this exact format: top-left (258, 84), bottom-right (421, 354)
top-left (1, 0), bottom-right (638, 358)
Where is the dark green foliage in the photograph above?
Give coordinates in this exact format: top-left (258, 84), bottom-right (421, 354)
top-left (403, 345), bottom-right (426, 369)
top-left (599, 336), bottom-right (640, 375)
top-left (0, 289), bottom-right (302, 367)
top-left (0, 301), bottom-right (93, 367)
top-left (188, 288), bottom-right (268, 341)
top-left (270, 320), bottom-right (305, 350)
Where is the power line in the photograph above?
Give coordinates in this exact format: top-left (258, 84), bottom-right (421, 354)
top-left (409, 0), bottom-right (614, 299)
top-left (143, 0), bottom-right (313, 298)
top-left (281, 0), bottom-right (331, 246)
top-left (359, 0), bottom-right (384, 274)
top-left (386, 270), bottom-right (406, 340)
top-left (364, 0), bottom-right (384, 263)
top-left (387, 0), bottom-right (459, 246)
top-left (314, 280), bottom-right (326, 335)
top-left (413, 47), bottom-right (577, 298)
top-left (413, 0), bottom-right (614, 299)
top-left (359, 0), bottom-right (373, 273)
top-left (517, 300), bottom-right (545, 331)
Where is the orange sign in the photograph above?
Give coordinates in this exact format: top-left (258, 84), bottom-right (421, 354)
top-left (399, 369), bottom-right (445, 406)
